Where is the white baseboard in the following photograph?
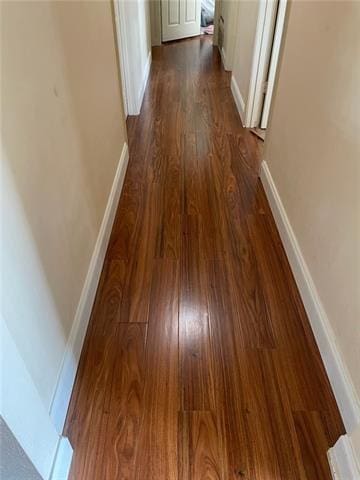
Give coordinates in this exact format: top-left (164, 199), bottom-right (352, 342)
top-left (49, 143), bottom-right (129, 434)
top-left (328, 435), bottom-right (360, 480)
top-left (50, 437), bottom-right (73, 480)
top-left (137, 51), bottom-right (152, 114)
top-left (230, 75), bottom-right (246, 127)
top-left (260, 160), bottom-right (360, 434)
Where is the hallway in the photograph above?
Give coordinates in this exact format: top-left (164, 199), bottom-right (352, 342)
top-left (65, 37), bottom-right (344, 479)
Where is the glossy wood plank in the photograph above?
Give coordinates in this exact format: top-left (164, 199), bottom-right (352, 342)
top-left (236, 349), bottom-right (306, 479)
top-left (101, 323), bottom-right (146, 479)
top-left (180, 215), bottom-right (216, 411)
top-left (154, 153), bottom-right (181, 259)
top-left (65, 36), bottom-right (345, 480)
top-left (179, 411), bottom-right (225, 480)
top-left (65, 262), bottom-right (124, 479)
top-left (66, 314), bottom-right (116, 480)
top-left (205, 257), bottom-right (249, 479)
top-left (118, 179), bottom-right (162, 322)
top-left (246, 202), bottom-right (345, 442)
top-left (293, 411), bottom-right (334, 480)
top-left (134, 259), bottom-right (179, 480)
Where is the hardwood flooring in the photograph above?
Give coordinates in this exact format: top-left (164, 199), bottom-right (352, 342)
top-left (64, 36), bottom-right (345, 479)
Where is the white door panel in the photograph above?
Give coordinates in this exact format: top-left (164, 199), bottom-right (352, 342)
top-left (162, 0), bottom-right (201, 42)
top-left (185, 0), bottom-right (197, 22)
top-left (248, 0), bottom-right (278, 128)
top-left (260, 0), bottom-right (287, 128)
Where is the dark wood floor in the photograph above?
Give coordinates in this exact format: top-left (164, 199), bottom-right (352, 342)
top-left (65, 36), bottom-right (345, 480)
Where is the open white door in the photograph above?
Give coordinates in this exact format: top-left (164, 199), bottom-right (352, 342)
top-left (161, 0), bottom-right (201, 42)
top-left (246, 0), bottom-right (278, 128)
top-left (231, 0), bottom-right (287, 129)
top-left (260, 0), bottom-right (287, 128)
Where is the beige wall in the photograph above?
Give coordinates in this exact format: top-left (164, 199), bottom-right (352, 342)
top-left (232, 0), bottom-right (259, 104)
top-left (220, 0), bottom-right (240, 70)
top-left (1, 0), bottom-right (127, 408)
top-left (264, 0), bottom-right (360, 454)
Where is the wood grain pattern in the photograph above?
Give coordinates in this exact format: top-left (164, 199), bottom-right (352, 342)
top-left (102, 323), bottom-right (146, 479)
top-left (180, 214), bottom-right (216, 411)
top-left (65, 36), bottom-right (345, 479)
top-left (134, 259), bottom-right (179, 480)
top-left (179, 411), bottom-right (224, 480)
top-left (293, 411), bottom-right (334, 480)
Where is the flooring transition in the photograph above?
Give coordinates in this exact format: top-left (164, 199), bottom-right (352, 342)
top-left (64, 36), bottom-right (345, 480)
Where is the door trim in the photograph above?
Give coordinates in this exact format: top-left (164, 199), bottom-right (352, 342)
top-left (245, 0), bottom-right (278, 128)
top-left (260, 0), bottom-right (287, 128)
top-left (328, 435), bottom-right (360, 480)
top-left (113, 0), bottom-right (136, 115)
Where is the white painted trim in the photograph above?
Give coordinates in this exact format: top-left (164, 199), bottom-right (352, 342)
top-left (50, 143), bottom-right (129, 434)
top-left (328, 435), bottom-right (360, 480)
top-left (260, 0), bottom-right (287, 128)
top-left (114, 1), bottom-right (152, 115)
top-left (50, 437), bottom-right (73, 480)
top-left (251, 0), bottom-right (277, 126)
top-left (245, 0), bottom-right (277, 127)
top-left (245, 0), bottom-right (267, 126)
top-left (137, 51), bottom-right (152, 115)
top-left (260, 160), bottom-right (360, 434)
top-left (113, 0), bottom-right (128, 117)
top-left (115, 0), bottom-right (139, 115)
top-left (230, 75), bottom-right (245, 126)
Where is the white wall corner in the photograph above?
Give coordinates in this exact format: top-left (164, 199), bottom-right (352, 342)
top-left (328, 435), bottom-right (360, 480)
top-left (137, 51), bottom-right (152, 114)
top-left (260, 160), bottom-right (360, 434)
top-left (49, 437), bottom-right (73, 480)
top-left (49, 143), bottom-right (129, 434)
top-left (230, 75), bottom-right (246, 127)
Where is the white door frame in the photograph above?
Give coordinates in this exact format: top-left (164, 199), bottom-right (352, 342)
top-left (245, 0), bottom-right (284, 128)
top-left (260, 0), bottom-right (287, 128)
top-left (113, 0), bottom-right (137, 116)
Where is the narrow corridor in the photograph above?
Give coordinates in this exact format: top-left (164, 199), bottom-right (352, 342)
top-left (65, 37), bottom-right (344, 480)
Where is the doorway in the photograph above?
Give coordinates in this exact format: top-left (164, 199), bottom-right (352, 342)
top-left (201, 0), bottom-right (215, 35)
top-left (230, 0), bottom-right (287, 141)
top-left (249, 0), bottom-right (287, 140)
top-left (161, 0), bottom-right (201, 42)
top-left (151, 0), bottom-right (217, 43)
